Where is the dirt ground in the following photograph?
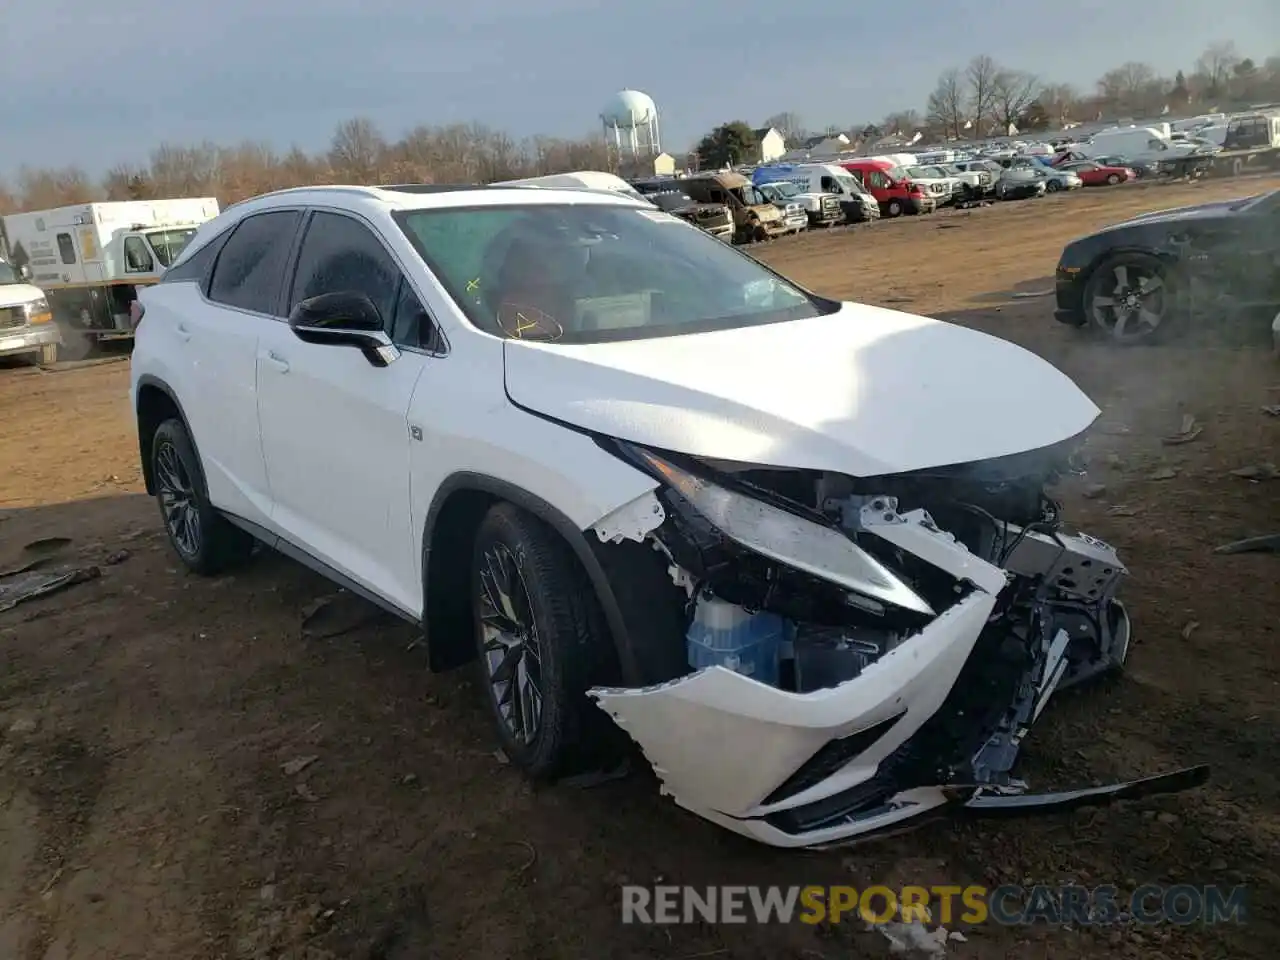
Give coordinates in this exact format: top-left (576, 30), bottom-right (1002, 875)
top-left (1, 176), bottom-right (1278, 960)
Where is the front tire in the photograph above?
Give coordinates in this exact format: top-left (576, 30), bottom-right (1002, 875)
top-left (151, 418), bottom-right (255, 574)
top-left (1045, 179), bottom-right (1062, 193)
top-left (471, 503), bottom-right (618, 779)
top-left (1082, 252), bottom-right (1177, 345)
top-left (38, 344), bottom-right (57, 367)
top-left (1106, 173), bottom-right (1121, 185)
top-left (885, 199), bottom-right (904, 217)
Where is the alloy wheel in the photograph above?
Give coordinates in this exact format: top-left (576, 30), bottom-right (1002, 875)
top-left (1089, 262), bottom-right (1167, 342)
top-left (155, 440), bottom-right (201, 558)
top-left (478, 544), bottom-right (543, 744)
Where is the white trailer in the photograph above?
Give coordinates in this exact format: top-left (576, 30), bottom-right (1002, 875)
top-left (2, 198), bottom-right (219, 358)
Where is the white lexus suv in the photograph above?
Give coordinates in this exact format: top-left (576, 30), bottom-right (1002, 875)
top-left (129, 184), bottom-right (1206, 848)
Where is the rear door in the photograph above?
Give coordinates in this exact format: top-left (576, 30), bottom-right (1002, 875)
top-left (174, 209), bottom-right (303, 524)
top-left (255, 209), bottom-right (436, 613)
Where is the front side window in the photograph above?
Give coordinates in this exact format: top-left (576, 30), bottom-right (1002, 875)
top-left (396, 204), bottom-right (833, 344)
top-left (289, 211), bottom-right (401, 322)
top-left (123, 236), bottom-right (154, 272)
top-left (207, 210), bottom-right (302, 314)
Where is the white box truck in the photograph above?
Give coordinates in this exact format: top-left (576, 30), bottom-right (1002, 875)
top-left (2, 198), bottom-right (219, 358)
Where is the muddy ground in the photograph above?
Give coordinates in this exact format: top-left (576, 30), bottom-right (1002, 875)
top-left (1, 176), bottom-right (1277, 960)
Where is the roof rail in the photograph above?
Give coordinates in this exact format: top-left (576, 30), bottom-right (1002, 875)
top-left (381, 183), bottom-right (536, 193)
top-left (224, 184), bottom-right (388, 209)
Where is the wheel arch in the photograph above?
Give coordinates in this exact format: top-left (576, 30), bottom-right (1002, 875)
top-left (134, 375), bottom-right (195, 496)
top-left (420, 473), bottom-right (650, 685)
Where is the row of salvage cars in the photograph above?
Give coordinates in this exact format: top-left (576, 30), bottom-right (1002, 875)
top-left (132, 180), bottom-right (1213, 851)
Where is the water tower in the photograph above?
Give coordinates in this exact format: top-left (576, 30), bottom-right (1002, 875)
top-left (600, 89), bottom-right (662, 159)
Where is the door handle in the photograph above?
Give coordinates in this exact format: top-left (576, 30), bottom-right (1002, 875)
top-left (176, 323), bottom-right (191, 342)
top-left (264, 351), bottom-right (290, 373)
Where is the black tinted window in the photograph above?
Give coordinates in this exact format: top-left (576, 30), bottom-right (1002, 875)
top-left (161, 227), bottom-right (233, 284)
top-left (289, 212), bottom-right (399, 325)
top-left (57, 233), bottom-right (76, 264)
top-left (390, 276), bottom-right (442, 351)
top-left (207, 211), bottom-right (302, 314)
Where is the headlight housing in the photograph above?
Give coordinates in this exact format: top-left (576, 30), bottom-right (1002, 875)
top-left (631, 448), bottom-right (935, 616)
top-left (23, 298), bottom-right (52, 325)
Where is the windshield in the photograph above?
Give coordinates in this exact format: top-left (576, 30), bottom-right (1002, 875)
top-left (394, 204), bottom-right (831, 344)
top-left (146, 228), bottom-right (199, 268)
top-left (768, 182), bottom-right (801, 198)
top-left (731, 184), bottom-right (768, 206)
top-left (906, 166), bottom-right (934, 179)
top-left (836, 174), bottom-right (867, 196)
top-left (0, 261), bottom-right (21, 285)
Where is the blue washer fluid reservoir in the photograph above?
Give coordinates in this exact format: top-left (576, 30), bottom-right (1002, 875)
top-left (685, 593), bottom-right (783, 686)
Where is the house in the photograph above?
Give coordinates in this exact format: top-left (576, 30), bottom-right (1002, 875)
top-left (751, 127), bottom-right (788, 163)
top-left (779, 132), bottom-right (852, 162)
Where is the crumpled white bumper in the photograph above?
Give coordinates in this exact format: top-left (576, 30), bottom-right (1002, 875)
top-left (589, 590), bottom-right (997, 848)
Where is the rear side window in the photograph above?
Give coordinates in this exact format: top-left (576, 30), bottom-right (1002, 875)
top-left (207, 211), bottom-right (302, 315)
top-left (56, 233), bottom-right (76, 264)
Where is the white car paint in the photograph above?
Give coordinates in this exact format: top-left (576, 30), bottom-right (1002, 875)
top-left (503, 304), bottom-right (1099, 477)
top-left (594, 592), bottom-right (996, 846)
top-left (129, 184), bottom-right (1178, 851)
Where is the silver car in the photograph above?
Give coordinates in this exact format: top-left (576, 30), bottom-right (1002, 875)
top-left (993, 167), bottom-right (1050, 200)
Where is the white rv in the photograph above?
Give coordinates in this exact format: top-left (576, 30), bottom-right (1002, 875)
top-left (494, 171), bottom-right (649, 202)
top-left (2, 198), bottom-right (219, 358)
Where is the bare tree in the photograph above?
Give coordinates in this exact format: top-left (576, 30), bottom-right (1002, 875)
top-left (926, 69), bottom-right (966, 140)
top-left (328, 117), bottom-right (387, 183)
top-left (990, 70), bottom-right (1039, 133)
top-left (763, 111), bottom-right (806, 144)
top-left (1097, 62), bottom-right (1161, 114)
top-left (966, 55), bottom-right (999, 136)
top-left (1195, 41), bottom-right (1240, 97)
top-left (1036, 83), bottom-right (1079, 124)
top-left (882, 109), bottom-right (922, 135)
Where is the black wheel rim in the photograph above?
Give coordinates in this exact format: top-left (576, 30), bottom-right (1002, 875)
top-left (1089, 262), bottom-right (1166, 342)
top-left (477, 544), bottom-right (543, 745)
top-left (155, 440), bottom-right (200, 557)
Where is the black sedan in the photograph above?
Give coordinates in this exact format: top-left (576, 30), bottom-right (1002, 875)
top-left (1053, 189), bottom-right (1280, 344)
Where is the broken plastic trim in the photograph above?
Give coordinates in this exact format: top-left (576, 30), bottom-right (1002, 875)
top-left (959, 764), bottom-right (1211, 815)
top-left (602, 441), bottom-right (934, 616)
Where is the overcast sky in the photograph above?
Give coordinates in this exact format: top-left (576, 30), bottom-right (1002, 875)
top-left (0, 0), bottom-right (1275, 178)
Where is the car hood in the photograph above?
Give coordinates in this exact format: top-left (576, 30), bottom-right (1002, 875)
top-left (502, 303), bottom-right (1099, 477)
top-left (1104, 199), bottom-right (1240, 231)
top-left (0, 283), bottom-right (46, 309)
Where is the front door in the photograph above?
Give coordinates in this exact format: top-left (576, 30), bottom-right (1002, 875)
top-left (256, 209), bottom-right (434, 613)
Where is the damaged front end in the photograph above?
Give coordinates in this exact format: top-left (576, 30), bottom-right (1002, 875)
top-left (586, 439), bottom-right (1208, 848)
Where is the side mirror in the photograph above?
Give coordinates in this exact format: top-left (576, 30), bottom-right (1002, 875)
top-left (19, 264), bottom-right (32, 281)
top-left (288, 291), bottom-right (399, 367)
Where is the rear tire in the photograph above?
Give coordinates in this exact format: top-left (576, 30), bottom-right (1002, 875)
top-left (151, 418), bottom-right (256, 574)
top-left (471, 503), bottom-right (620, 780)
